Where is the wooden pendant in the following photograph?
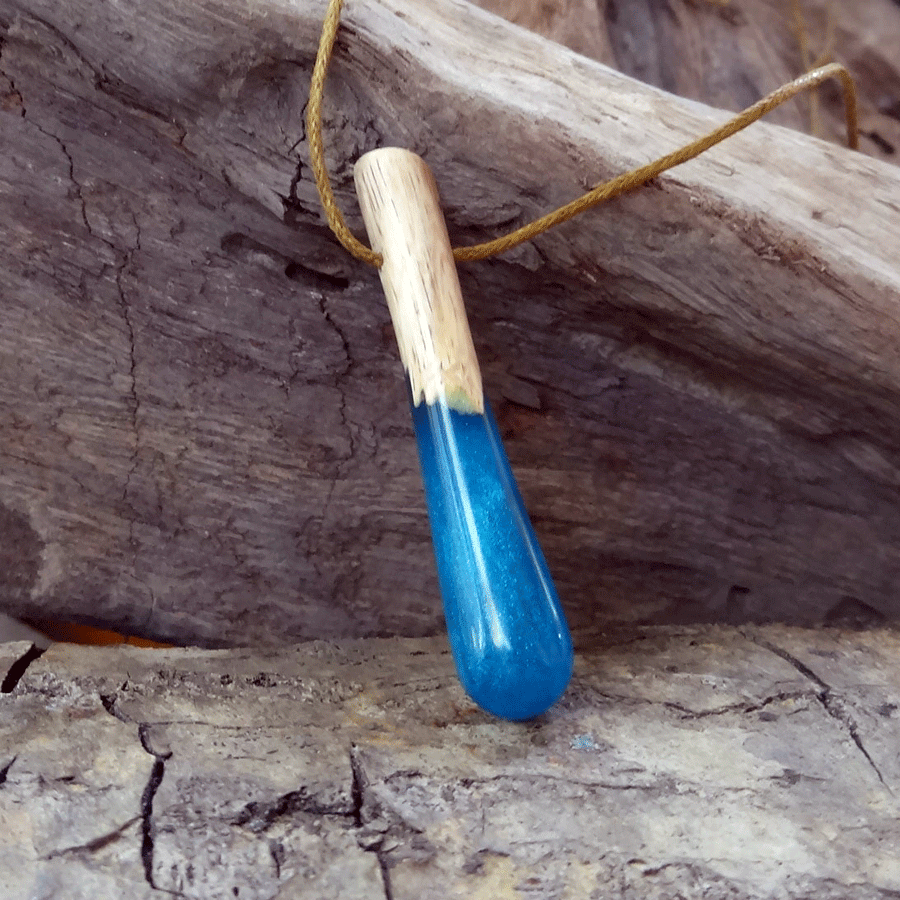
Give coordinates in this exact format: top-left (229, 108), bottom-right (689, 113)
top-left (355, 148), bottom-right (572, 720)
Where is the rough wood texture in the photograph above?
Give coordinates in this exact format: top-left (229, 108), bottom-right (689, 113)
top-left (2, 626), bottom-right (900, 898)
top-left (475, 0), bottom-right (900, 163)
top-left (355, 149), bottom-right (485, 413)
top-left (1, 0), bottom-right (899, 645)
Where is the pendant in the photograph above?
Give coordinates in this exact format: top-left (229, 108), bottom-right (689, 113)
top-left (355, 149), bottom-right (572, 720)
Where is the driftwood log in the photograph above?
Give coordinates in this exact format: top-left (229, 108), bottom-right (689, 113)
top-left (0, 0), bottom-right (899, 645)
top-left (3, 625), bottom-right (900, 898)
top-left (476, 0), bottom-right (900, 165)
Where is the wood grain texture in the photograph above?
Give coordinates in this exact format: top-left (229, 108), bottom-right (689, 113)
top-left (475, 0), bottom-right (900, 163)
top-left (355, 149), bottom-right (484, 414)
top-left (0, 0), bottom-right (898, 645)
top-left (2, 626), bottom-right (900, 898)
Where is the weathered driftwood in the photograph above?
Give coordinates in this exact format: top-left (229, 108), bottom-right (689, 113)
top-left (476, 0), bottom-right (900, 165)
top-left (0, 0), bottom-right (899, 646)
top-left (2, 626), bottom-right (900, 898)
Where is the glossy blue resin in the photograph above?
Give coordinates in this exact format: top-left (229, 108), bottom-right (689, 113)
top-left (410, 390), bottom-right (573, 720)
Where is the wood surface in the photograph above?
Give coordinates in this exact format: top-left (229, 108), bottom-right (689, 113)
top-left (0, 0), bottom-right (899, 645)
top-left (355, 149), bottom-right (484, 414)
top-left (3, 625), bottom-right (900, 898)
top-left (475, 0), bottom-right (900, 163)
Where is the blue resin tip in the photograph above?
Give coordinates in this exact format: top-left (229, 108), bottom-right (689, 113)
top-left (410, 390), bottom-right (573, 721)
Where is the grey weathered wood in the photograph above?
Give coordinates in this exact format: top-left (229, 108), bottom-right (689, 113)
top-left (0, 0), bottom-right (899, 646)
top-left (476, 0), bottom-right (900, 165)
top-left (2, 626), bottom-right (900, 898)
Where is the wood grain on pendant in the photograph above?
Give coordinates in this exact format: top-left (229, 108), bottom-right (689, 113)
top-left (354, 148), bottom-right (484, 414)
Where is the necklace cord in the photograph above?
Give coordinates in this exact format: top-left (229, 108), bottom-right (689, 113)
top-left (305, 0), bottom-right (859, 269)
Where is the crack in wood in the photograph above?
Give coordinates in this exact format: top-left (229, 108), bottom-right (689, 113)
top-left (0, 643), bottom-right (45, 693)
top-left (23, 114), bottom-right (94, 237)
top-left (433, 770), bottom-right (676, 794)
top-left (15, 10), bottom-right (183, 149)
top-left (95, 690), bottom-right (177, 892)
top-left (20, 105), bottom-right (146, 552)
top-left (139, 753), bottom-right (166, 890)
top-left (230, 787), bottom-right (353, 832)
top-left (662, 689), bottom-right (814, 719)
top-left (115, 230), bottom-right (142, 540)
top-left (221, 231), bottom-right (351, 291)
top-left (349, 745), bottom-right (366, 829)
top-left (349, 746), bottom-right (403, 900)
top-left (44, 816), bottom-right (142, 859)
top-left (751, 635), bottom-right (893, 792)
top-left (0, 756), bottom-right (16, 785)
top-left (375, 851), bottom-right (395, 900)
top-left (267, 838), bottom-right (284, 880)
